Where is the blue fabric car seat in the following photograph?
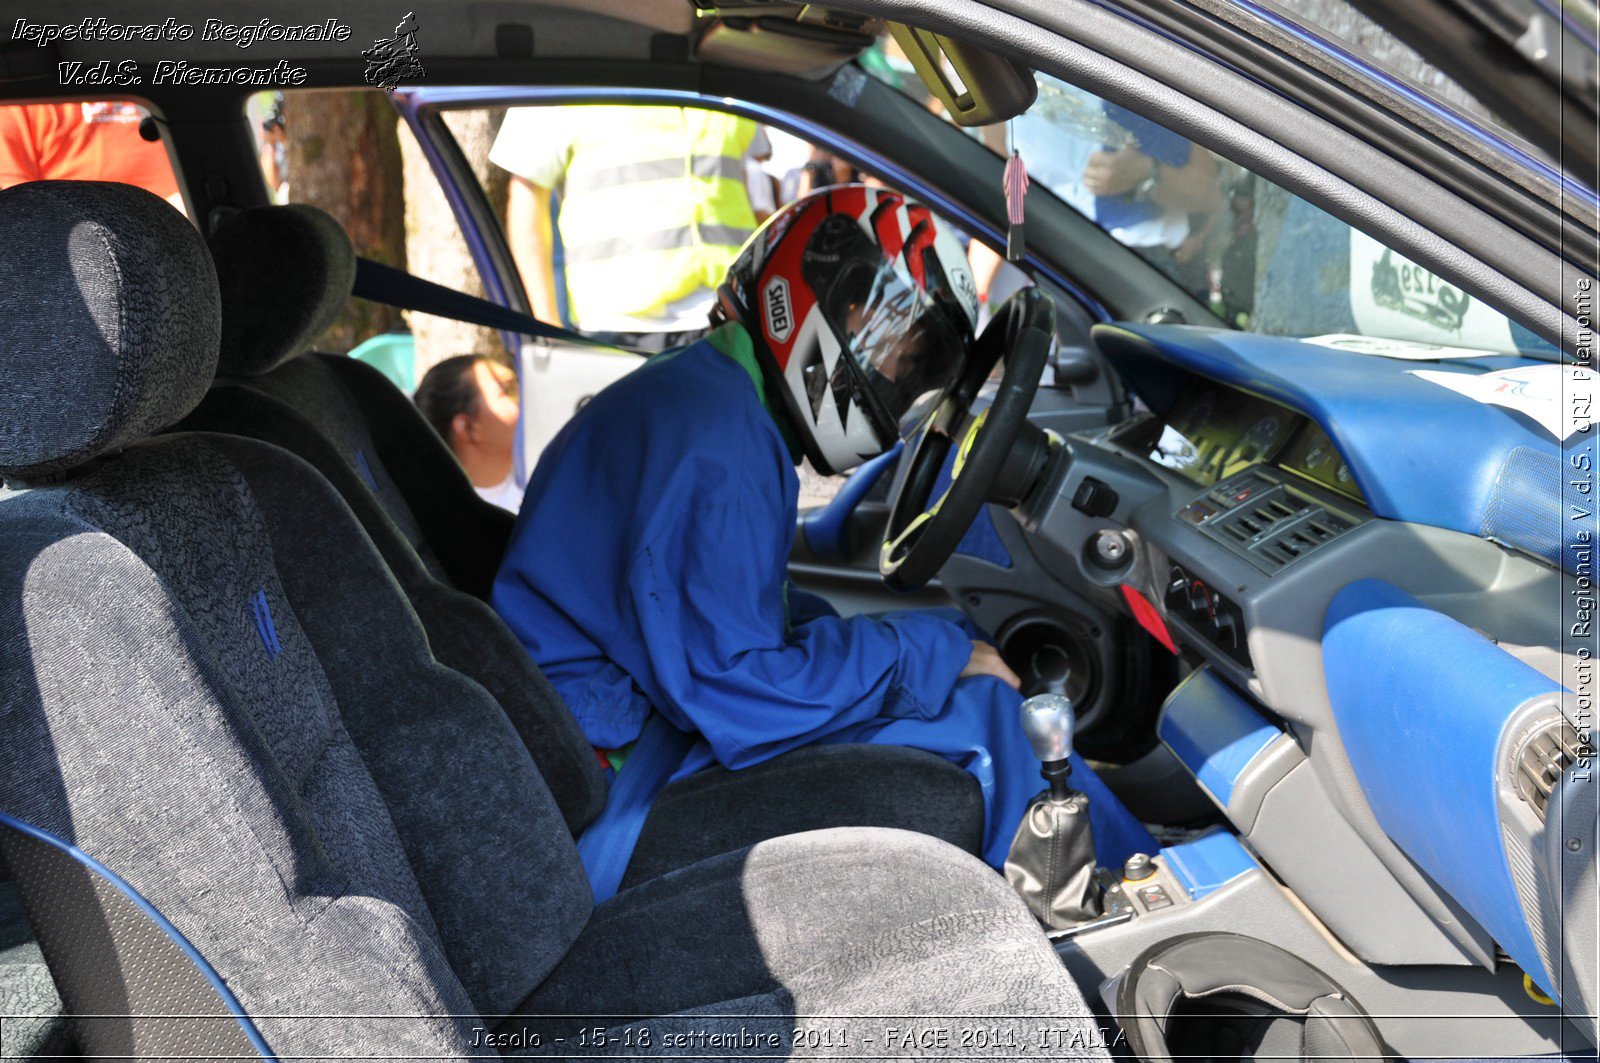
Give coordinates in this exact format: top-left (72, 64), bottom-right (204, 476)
top-left (0, 181), bottom-right (1111, 1059)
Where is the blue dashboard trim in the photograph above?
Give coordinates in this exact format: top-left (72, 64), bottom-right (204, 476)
top-left (1161, 827), bottom-right (1258, 900)
top-left (0, 810), bottom-right (276, 1059)
top-left (1096, 324), bottom-right (1586, 571)
top-left (1323, 579), bottom-right (1564, 998)
top-left (1158, 668), bottom-right (1282, 808)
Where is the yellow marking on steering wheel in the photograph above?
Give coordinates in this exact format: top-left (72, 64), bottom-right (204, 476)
top-left (954, 408), bottom-right (988, 479)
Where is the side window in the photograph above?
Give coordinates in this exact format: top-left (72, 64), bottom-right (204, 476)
top-left (246, 89), bottom-right (507, 396)
top-left (438, 101), bottom-right (962, 505)
top-left (993, 74), bottom-right (1544, 355)
top-left (0, 100), bottom-right (182, 211)
top-left (865, 36), bottom-right (1549, 357)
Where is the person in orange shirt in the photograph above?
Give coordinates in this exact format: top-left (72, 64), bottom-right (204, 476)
top-left (0, 102), bottom-right (181, 206)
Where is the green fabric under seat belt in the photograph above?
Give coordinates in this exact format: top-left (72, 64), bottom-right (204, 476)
top-left (704, 322), bottom-right (804, 462)
top-left (575, 713), bottom-right (695, 901)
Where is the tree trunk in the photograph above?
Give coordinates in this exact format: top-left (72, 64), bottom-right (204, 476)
top-left (400, 108), bottom-right (510, 374)
top-left (280, 90), bottom-right (406, 353)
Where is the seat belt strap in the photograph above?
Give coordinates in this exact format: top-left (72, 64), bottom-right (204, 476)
top-left (575, 713), bottom-right (695, 902)
top-left (351, 257), bottom-right (620, 349)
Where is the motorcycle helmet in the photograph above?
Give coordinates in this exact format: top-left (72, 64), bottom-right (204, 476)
top-left (717, 184), bottom-right (980, 475)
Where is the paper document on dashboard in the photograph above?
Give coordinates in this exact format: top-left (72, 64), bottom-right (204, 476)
top-left (1409, 364), bottom-right (1595, 441)
top-left (1303, 333), bottom-right (1500, 361)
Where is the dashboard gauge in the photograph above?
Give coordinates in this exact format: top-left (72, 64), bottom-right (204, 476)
top-left (1277, 422), bottom-right (1365, 502)
top-left (1221, 414), bottom-right (1292, 478)
top-left (1245, 416), bottom-right (1281, 445)
top-left (1146, 384), bottom-right (1361, 499)
top-left (1179, 391), bottom-right (1216, 433)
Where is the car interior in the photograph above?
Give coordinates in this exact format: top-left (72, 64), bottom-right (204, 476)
top-left (0, 1), bottom-right (1596, 1060)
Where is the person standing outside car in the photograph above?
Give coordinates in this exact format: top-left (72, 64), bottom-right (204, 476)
top-left (414, 355), bottom-right (524, 512)
top-left (969, 82), bottom-right (1221, 307)
top-left (490, 106), bottom-right (771, 351)
top-left (0, 102), bottom-right (183, 208)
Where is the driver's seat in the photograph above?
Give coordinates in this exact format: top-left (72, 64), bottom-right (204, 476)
top-left (173, 203), bottom-right (990, 887)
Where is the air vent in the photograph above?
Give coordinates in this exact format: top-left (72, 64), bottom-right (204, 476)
top-left (1205, 486), bottom-right (1350, 572)
top-left (1250, 512), bottom-right (1353, 570)
top-left (1188, 470), bottom-right (1366, 573)
top-left (1515, 720), bottom-right (1587, 820)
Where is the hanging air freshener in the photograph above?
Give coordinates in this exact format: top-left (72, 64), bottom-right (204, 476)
top-left (1003, 147), bottom-right (1029, 262)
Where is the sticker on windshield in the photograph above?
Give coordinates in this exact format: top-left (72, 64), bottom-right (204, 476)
top-left (1410, 365), bottom-right (1595, 441)
top-left (1302, 334), bottom-right (1499, 361)
top-left (1349, 231), bottom-right (1514, 353)
top-left (828, 63), bottom-right (867, 107)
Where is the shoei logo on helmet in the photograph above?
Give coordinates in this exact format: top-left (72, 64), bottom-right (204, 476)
top-left (764, 276), bottom-right (794, 345)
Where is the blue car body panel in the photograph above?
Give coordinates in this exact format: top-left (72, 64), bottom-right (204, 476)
top-left (1323, 579), bottom-right (1565, 995)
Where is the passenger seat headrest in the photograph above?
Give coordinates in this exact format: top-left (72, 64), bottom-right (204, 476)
top-left (0, 181), bottom-right (220, 481)
top-left (210, 204), bottom-right (356, 378)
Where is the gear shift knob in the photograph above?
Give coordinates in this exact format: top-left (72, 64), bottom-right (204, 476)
top-left (1020, 693), bottom-right (1076, 765)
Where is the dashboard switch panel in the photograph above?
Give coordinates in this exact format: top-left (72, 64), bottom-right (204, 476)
top-left (1164, 562), bottom-right (1252, 669)
top-left (1184, 469), bottom-right (1364, 573)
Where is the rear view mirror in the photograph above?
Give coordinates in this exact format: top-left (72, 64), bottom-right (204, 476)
top-left (886, 22), bottom-right (1037, 126)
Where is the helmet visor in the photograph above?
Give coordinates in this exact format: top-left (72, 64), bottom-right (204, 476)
top-left (801, 216), bottom-right (971, 437)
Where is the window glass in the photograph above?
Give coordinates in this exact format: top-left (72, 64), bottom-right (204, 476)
top-left (247, 88), bottom-right (509, 390)
top-left (0, 100), bottom-right (182, 213)
top-left (865, 43), bottom-right (1556, 359)
top-left (442, 101), bottom-right (988, 501)
top-left (1263, 0), bottom-right (1520, 139)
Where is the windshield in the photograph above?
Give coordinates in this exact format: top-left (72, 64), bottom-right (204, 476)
top-left (864, 42), bottom-right (1560, 361)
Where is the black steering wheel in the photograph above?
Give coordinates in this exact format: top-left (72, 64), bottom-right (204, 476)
top-left (879, 287), bottom-right (1056, 592)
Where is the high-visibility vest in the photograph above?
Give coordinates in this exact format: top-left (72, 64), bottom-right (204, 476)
top-left (555, 107), bottom-right (759, 325)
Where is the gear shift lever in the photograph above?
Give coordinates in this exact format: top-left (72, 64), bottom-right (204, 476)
top-left (1020, 693), bottom-right (1076, 801)
top-left (1005, 694), bottom-right (1102, 928)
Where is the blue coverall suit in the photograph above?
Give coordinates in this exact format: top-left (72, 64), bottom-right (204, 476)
top-left (492, 323), bottom-right (1155, 898)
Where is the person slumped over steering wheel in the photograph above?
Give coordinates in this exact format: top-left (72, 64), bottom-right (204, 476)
top-left (492, 184), bottom-right (1155, 895)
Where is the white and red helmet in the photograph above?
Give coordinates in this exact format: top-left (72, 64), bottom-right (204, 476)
top-left (718, 184), bottom-right (980, 475)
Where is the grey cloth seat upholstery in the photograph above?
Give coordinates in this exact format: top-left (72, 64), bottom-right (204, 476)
top-left (205, 203), bottom-right (514, 600)
top-left (175, 202), bottom-right (987, 876)
top-left (0, 181), bottom-right (1108, 1061)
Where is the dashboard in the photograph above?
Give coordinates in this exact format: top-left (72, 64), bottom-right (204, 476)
top-left (990, 324), bottom-right (1586, 1031)
top-left (1118, 383), bottom-right (1364, 503)
top-left (1036, 376), bottom-right (1374, 686)
top-left (1055, 326), bottom-right (1586, 1024)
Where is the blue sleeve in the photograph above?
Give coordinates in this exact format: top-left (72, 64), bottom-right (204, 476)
top-left (629, 495), bottom-right (972, 770)
top-left (785, 580), bottom-right (839, 626)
